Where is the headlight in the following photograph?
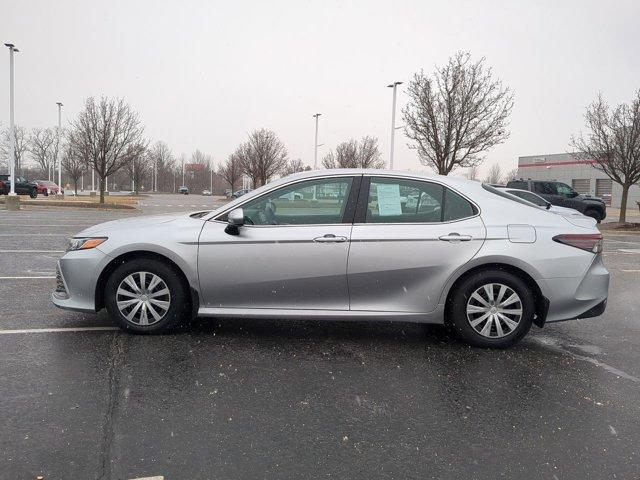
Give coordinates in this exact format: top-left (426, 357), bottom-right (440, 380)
top-left (66, 237), bottom-right (108, 251)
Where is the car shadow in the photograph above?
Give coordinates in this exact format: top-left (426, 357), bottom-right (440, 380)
top-left (180, 315), bottom-right (461, 347)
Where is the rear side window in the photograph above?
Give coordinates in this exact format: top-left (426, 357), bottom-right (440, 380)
top-left (443, 188), bottom-right (476, 221)
top-left (365, 177), bottom-right (476, 224)
top-left (533, 182), bottom-right (556, 195)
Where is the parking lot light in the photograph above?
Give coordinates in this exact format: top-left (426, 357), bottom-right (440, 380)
top-left (56, 102), bottom-right (63, 195)
top-left (5, 43), bottom-right (19, 198)
top-left (387, 81), bottom-right (402, 169)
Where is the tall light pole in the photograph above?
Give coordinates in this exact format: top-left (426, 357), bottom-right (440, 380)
top-left (5, 43), bottom-right (19, 196)
top-left (387, 81), bottom-right (402, 169)
top-left (312, 113), bottom-right (321, 169)
top-left (56, 102), bottom-right (63, 194)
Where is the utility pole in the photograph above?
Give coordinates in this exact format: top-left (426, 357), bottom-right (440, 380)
top-left (312, 113), bottom-right (321, 169)
top-left (4, 43), bottom-right (19, 206)
top-left (387, 81), bottom-right (402, 169)
top-left (56, 102), bottom-right (63, 194)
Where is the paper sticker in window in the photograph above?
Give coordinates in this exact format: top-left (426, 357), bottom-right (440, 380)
top-left (376, 183), bottom-right (402, 216)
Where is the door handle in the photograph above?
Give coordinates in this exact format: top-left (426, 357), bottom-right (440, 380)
top-left (439, 233), bottom-right (472, 242)
top-left (313, 234), bottom-right (348, 243)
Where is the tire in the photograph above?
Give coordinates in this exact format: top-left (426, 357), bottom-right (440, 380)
top-left (104, 258), bottom-right (191, 333)
top-left (29, 189), bottom-right (37, 199)
top-left (447, 269), bottom-right (534, 348)
top-left (584, 209), bottom-right (601, 223)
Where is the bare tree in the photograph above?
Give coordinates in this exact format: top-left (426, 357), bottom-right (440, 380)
top-left (282, 158), bottom-right (309, 176)
top-left (218, 149), bottom-right (243, 192)
top-left (1, 125), bottom-right (29, 176)
top-left (68, 97), bottom-right (146, 203)
top-left (147, 141), bottom-right (175, 192)
top-left (28, 128), bottom-right (58, 178)
top-left (483, 163), bottom-right (503, 184)
top-left (466, 164), bottom-right (480, 181)
top-left (238, 129), bottom-right (288, 187)
top-left (571, 91), bottom-right (640, 223)
top-left (322, 136), bottom-right (384, 169)
top-left (403, 52), bottom-right (514, 175)
top-left (503, 168), bottom-right (518, 182)
top-left (61, 142), bottom-right (86, 194)
top-left (126, 152), bottom-right (152, 194)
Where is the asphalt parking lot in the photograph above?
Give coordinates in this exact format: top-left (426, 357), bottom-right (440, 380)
top-left (2, 194), bottom-right (640, 480)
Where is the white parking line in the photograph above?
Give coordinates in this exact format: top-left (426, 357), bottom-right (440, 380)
top-left (0, 250), bottom-right (64, 253)
top-left (0, 326), bottom-right (119, 335)
top-left (0, 233), bottom-right (67, 236)
top-left (0, 276), bottom-right (56, 279)
top-left (0, 223), bottom-right (92, 226)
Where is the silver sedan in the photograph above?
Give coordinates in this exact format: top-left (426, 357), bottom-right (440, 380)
top-left (52, 169), bottom-right (609, 348)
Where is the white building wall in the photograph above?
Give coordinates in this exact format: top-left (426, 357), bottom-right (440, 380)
top-left (517, 153), bottom-right (640, 211)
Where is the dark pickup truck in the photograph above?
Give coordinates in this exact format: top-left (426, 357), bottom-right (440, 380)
top-left (0, 175), bottom-right (38, 198)
top-left (506, 179), bottom-right (606, 222)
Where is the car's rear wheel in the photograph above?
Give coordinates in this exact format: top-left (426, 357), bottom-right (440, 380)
top-left (104, 258), bottom-right (190, 333)
top-left (448, 269), bottom-right (534, 348)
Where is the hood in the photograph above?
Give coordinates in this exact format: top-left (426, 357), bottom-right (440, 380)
top-left (75, 212), bottom-right (189, 237)
top-left (578, 194), bottom-right (605, 204)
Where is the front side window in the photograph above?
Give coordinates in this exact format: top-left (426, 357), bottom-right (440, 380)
top-left (555, 183), bottom-right (575, 198)
top-left (240, 177), bottom-right (353, 225)
top-left (365, 178), bottom-right (477, 224)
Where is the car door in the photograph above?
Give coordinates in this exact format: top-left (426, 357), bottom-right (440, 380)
top-left (197, 175), bottom-right (360, 311)
top-left (347, 176), bottom-right (486, 313)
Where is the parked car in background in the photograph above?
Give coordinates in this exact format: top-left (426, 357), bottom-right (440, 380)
top-left (497, 187), bottom-right (584, 217)
top-left (231, 188), bottom-right (250, 198)
top-left (506, 179), bottom-right (606, 222)
top-left (178, 186), bottom-right (189, 195)
top-left (0, 175), bottom-right (38, 198)
top-left (34, 180), bottom-right (62, 196)
top-left (52, 170), bottom-right (609, 349)
top-left (201, 189), bottom-right (212, 196)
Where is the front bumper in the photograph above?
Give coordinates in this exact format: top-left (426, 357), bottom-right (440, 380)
top-left (51, 248), bottom-right (110, 313)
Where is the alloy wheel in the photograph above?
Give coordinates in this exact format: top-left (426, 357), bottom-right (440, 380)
top-left (466, 283), bottom-right (523, 338)
top-left (116, 271), bottom-right (171, 326)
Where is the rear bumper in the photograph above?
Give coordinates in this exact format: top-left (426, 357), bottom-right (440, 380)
top-left (539, 254), bottom-right (609, 323)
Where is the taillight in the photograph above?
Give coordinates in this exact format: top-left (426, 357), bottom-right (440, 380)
top-left (553, 233), bottom-right (603, 253)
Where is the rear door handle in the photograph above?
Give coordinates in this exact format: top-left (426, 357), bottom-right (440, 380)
top-left (439, 233), bottom-right (472, 242)
top-left (313, 234), bottom-right (348, 243)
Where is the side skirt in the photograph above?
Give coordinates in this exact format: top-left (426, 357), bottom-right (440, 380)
top-left (197, 305), bottom-right (446, 324)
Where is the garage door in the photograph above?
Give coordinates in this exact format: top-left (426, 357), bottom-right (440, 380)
top-left (595, 178), bottom-right (612, 206)
top-left (572, 179), bottom-right (591, 194)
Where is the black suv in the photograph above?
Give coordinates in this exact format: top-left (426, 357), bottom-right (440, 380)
top-left (506, 179), bottom-right (606, 222)
top-left (0, 175), bottom-right (38, 198)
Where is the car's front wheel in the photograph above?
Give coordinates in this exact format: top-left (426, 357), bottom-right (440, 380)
top-left (104, 258), bottom-right (190, 333)
top-left (448, 269), bottom-right (534, 348)
top-left (29, 189), bottom-right (37, 199)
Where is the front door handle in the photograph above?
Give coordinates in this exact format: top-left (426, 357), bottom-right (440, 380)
top-left (439, 233), bottom-right (472, 242)
top-left (313, 234), bottom-right (348, 243)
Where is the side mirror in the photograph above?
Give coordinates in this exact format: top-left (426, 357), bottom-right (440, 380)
top-left (225, 208), bottom-right (244, 236)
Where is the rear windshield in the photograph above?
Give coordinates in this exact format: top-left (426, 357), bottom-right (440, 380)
top-left (482, 183), bottom-right (540, 208)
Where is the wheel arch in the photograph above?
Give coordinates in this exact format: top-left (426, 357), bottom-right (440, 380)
top-left (442, 261), bottom-right (549, 328)
top-left (95, 250), bottom-right (199, 318)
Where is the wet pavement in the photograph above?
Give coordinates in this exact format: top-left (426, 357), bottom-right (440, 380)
top-left (1, 197), bottom-right (640, 479)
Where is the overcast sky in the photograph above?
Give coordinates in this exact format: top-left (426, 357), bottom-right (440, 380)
top-left (1, 0), bottom-right (639, 176)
